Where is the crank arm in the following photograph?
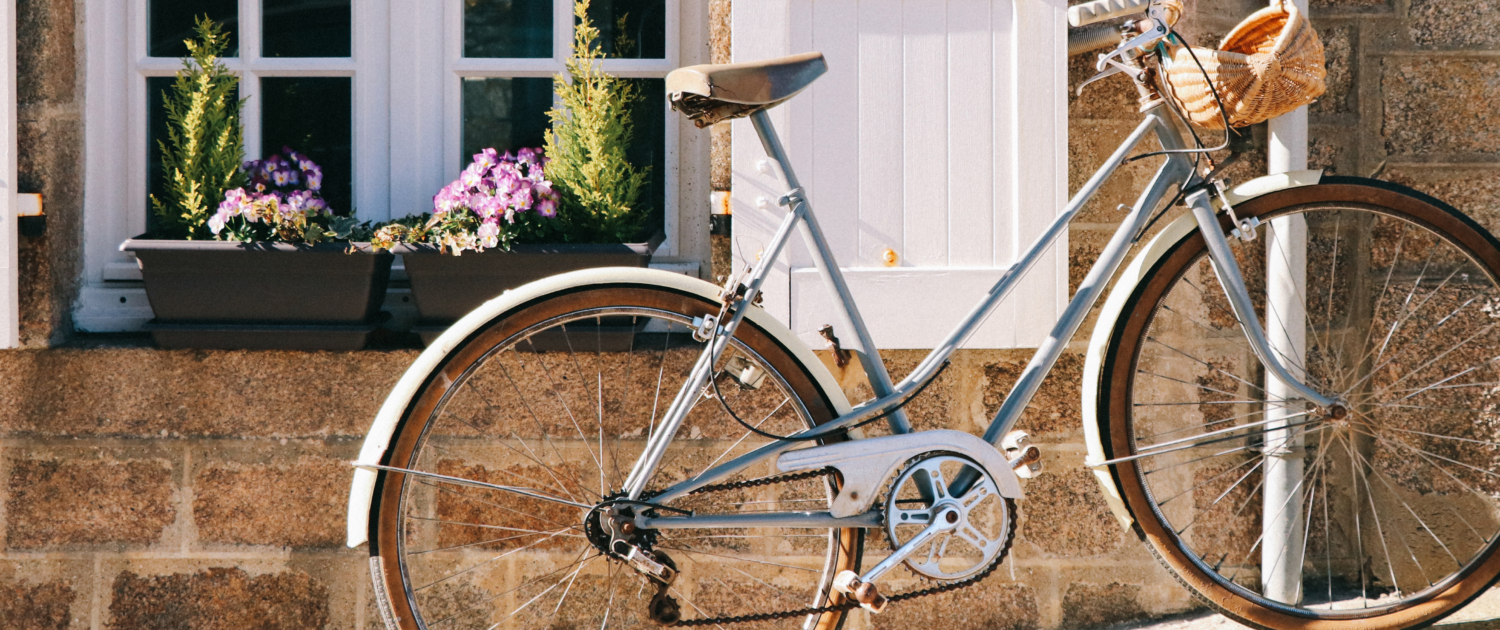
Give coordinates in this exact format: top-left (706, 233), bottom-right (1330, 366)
top-left (833, 506), bottom-right (961, 613)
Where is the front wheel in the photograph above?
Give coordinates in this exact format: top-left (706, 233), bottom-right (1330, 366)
top-left (1103, 179), bottom-right (1500, 629)
top-left (368, 282), bottom-right (860, 629)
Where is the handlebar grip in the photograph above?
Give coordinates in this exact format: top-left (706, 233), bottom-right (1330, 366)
top-left (1067, 0), bottom-right (1149, 27)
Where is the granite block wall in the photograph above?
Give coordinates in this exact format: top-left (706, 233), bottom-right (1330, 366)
top-left (7, 0), bottom-right (1500, 628)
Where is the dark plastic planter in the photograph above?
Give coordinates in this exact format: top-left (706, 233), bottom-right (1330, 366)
top-left (121, 238), bottom-right (394, 350)
top-left (394, 234), bottom-right (662, 345)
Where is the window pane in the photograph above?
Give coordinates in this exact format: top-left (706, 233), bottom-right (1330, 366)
top-left (586, 0), bottom-right (665, 59)
top-left (625, 78), bottom-right (666, 235)
top-left (460, 77), bottom-right (553, 164)
top-left (461, 78), bottom-right (665, 240)
top-left (261, 78), bottom-right (353, 216)
top-left (150, 0), bottom-right (239, 58)
top-left (263, 0), bottom-right (352, 58)
top-left (146, 76), bottom-right (176, 234)
top-left (464, 0), bottom-right (552, 59)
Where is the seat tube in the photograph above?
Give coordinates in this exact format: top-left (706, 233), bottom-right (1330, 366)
top-left (749, 110), bottom-right (913, 434)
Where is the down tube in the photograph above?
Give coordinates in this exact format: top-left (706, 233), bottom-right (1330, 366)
top-left (981, 150), bottom-right (1193, 447)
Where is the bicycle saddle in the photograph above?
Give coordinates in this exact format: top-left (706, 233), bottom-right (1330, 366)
top-left (667, 51), bottom-right (827, 127)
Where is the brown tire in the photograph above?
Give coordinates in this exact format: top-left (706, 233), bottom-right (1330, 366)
top-left (1101, 178), bottom-right (1500, 629)
top-left (368, 282), bottom-right (859, 629)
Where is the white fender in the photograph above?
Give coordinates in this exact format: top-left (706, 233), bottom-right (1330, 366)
top-left (346, 267), bottom-right (853, 548)
top-left (1080, 170), bottom-right (1322, 530)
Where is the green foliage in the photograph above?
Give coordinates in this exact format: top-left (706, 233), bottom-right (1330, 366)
top-left (543, 0), bottom-right (651, 244)
top-left (149, 17), bottom-right (246, 240)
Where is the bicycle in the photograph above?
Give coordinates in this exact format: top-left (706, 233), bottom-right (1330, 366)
top-left (345, 0), bottom-right (1500, 628)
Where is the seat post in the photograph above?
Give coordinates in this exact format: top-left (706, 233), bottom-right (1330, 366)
top-left (746, 110), bottom-right (914, 434)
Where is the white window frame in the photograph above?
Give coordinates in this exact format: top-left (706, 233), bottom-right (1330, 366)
top-left (80, 0), bottom-right (390, 330)
top-left (79, 0), bottom-right (695, 332)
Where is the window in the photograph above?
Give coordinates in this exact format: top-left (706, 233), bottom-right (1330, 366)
top-left (450, 0), bottom-right (675, 233)
top-left (79, 0), bottom-right (693, 332)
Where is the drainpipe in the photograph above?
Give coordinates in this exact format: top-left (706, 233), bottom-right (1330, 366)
top-left (1261, 0), bottom-right (1311, 605)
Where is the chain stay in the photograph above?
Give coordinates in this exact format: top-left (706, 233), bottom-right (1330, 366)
top-left (664, 468), bottom-right (1017, 627)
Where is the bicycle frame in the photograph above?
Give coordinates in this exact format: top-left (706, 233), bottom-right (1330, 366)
top-left (623, 97), bottom-right (1334, 527)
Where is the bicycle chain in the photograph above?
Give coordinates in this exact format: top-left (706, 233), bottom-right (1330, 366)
top-left (663, 468), bottom-right (1018, 627)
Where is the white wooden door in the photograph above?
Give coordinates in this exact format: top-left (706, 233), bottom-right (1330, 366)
top-left (731, 0), bottom-right (1068, 349)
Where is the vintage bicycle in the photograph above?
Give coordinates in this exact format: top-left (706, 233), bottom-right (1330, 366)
top-left (345, 0), bottom-right (1500, 627)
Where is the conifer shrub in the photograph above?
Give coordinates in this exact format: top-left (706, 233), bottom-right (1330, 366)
top-left (543, 0), bottom-right (651, 244)
top-left (149, 17), bottom-right (246, 240)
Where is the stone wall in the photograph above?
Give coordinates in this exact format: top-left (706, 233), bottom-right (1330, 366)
top-left (7, 0), bottom-right (1500, 628)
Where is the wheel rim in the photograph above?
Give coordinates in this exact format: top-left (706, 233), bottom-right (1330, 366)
top-left (1117, 198), bottom-right (1500, 621)
top-left (378, 294), bottom-right (855, 629)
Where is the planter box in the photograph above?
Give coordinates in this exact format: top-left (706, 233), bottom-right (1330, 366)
top-left (394, 235), bottom-right (661, 345)
top-left (121, 238), bottom-right (394, 350)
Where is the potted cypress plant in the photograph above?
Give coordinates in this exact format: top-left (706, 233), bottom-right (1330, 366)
top-left (120, 17), bottom-right (392, 351)
top-left (379, 0), bottom-right (661, 344)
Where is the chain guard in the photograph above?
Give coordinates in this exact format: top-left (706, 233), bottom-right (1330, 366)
top-left (639, 467), bottom-right (1017, 626)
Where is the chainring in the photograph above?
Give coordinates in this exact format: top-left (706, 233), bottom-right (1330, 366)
top-left (884, 453), bottom-right (1015, 582)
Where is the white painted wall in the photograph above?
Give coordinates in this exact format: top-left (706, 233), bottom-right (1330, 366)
top-left (731, 0), bottom-right (1069, 350)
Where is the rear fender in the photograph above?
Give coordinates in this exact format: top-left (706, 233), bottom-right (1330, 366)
top-left (346, 267), bottom-right (851, 548)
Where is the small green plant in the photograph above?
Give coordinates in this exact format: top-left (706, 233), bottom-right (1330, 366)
top-left (150, 16), bottom-right (245, 240)
top-left (543, 0), bottom-right (650, 243)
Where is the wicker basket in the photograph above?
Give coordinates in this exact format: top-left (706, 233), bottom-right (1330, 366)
top-left (1165, 0), bottom-right (1326, 129)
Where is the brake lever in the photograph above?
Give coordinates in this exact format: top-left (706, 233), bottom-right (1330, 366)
top-left (1077, 13), bottom-right (1173, 97)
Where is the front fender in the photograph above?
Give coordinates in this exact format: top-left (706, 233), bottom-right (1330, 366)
top-left (346, 266), bottom-right (851, 548)
top-left (1079, 169), bottom-right (1322, 530)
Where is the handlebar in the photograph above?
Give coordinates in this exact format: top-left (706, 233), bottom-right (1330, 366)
top-left (1066, 0), bottom-right (1184, 54)
top-left (1067, 0), bottom-right (1149, 28)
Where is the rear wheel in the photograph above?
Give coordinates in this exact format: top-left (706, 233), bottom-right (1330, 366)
top-left (1104, 180), bottom-right (1500, 629)
top-left (369, 284), bottom-right (859, 629)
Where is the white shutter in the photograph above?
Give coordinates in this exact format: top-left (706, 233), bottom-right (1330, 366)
top-left (731, 0), bottom-right (1067, 349)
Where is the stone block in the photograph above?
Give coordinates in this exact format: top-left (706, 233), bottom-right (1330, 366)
top-left (709, 0), bottom-right (731, 65)
top-left (1060, 582), bottom-right (1150, 628)
top-left (17, 0), bottom-right (77, 107)
top-left (193, 456), bottom-right (347, 548)
top-left (1310, 25), bottom-right (1353, 115)
top-left (0, 579), bottom-right (74, 630)
top-left (1069, 121), bottom-right (1165, 224)
top-left (983, 353), bottom-right (1083, 440)
top-left (1383, 167), bottom-right (1500, 238)
top-left (1018, 467), bottom-right (1125, 557)
top-left (879, 350), bottom-right (968, 432)
top-left (869, 580), bottom-right (1039, 630)
top-left (1382, 57), bottom-right (1500, 158)
top-left (108, 568), bottom-right (329, 630)
top-left (1409, 0), bottom-right (1500, 49)
top-left (1069, 54), bottom-right (1139, 123)
top-left (710, 122), bottom-right (732, 191)
top-left (0, 348), bottom-right (415, 438)
top-left (6, 457), bottom-right (175, 549)
top-left (16, 115), bottom-right (83, 347)
top-left (1310, 0), bottom-right (1391, 13)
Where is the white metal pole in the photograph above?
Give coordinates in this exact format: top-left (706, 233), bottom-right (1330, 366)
top-left (1261, 0), bottom-right (1310, 605)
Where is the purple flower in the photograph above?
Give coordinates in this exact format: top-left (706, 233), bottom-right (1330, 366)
top-left (536, 195), bottom-right (558, 218)
top-left (460, 166), bottom-right (484, 190)
top-left (304, 166), bottom-right (323, 192)
top-left (272, 169), bottom-right (292, 187)
top-left (477, 220), bottom-right (500, 248)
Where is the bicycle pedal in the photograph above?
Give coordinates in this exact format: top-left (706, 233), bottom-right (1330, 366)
top-left (1002, 430), bottom-right (1043, 479)
top-left (832, 570), bottom-right (888, 613)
